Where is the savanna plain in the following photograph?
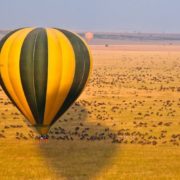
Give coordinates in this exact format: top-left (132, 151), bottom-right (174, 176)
top-left (0, 44), bottom-right (180, 180)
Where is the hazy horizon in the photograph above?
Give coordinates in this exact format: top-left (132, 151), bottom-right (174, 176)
top-left (0, 0), bottom-right (180, 33)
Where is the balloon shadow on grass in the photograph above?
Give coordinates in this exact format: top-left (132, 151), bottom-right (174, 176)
top-left (38, 103), bottom-right (119, 180)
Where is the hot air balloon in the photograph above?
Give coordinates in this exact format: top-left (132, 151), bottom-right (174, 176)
top-left (0, 27), bottom-right (92, 138)
top-left (85, 32), bottom-right (94, 42)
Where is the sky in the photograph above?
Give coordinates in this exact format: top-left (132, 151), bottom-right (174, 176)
top-left (0, 0), bottom-right (180, 33)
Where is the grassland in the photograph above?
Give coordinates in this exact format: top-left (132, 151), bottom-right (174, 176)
top-left (0, 44), bottom-right (180, 179)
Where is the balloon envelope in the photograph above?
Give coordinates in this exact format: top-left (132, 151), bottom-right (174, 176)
top-left (85, 32), bottom-right (94, 41)
top-left (0, 27), bottom-right (92, 135)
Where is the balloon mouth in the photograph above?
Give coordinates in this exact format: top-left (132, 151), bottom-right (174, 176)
top-left (39, 134), bottom-right (49, 140)
top-left (33, 125), bottom-right (50, 136)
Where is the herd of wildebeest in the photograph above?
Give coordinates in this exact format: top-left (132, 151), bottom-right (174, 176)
top-left (0, 50), bottom-right (180, 146)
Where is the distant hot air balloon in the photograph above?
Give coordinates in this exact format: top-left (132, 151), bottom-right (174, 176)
top-left (85, 32), bottom-right (94, 42)
top-left (0, 27), bottom-right (92, 137)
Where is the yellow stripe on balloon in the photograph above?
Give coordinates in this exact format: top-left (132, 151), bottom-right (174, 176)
top-left (43, 28), bottom-right (62, 125)
top-left (43, 28), bottom-right (75, 125)
top-left (0, 28), bottom-right (36, 124)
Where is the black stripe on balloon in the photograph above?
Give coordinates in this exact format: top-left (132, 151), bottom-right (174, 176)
top-left (51, 28), bottom-right (90, 125)
top-left (20, 28), bottom-right (48, 125)
top-left (0, 28), bottom-right (26, 116)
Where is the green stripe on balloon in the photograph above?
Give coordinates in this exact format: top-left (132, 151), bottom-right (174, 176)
top-left (20, 28), bottom-right (48, 124)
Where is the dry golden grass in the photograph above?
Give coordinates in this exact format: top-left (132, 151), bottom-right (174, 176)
top-left (0, 44), bottom-right (180, 179)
